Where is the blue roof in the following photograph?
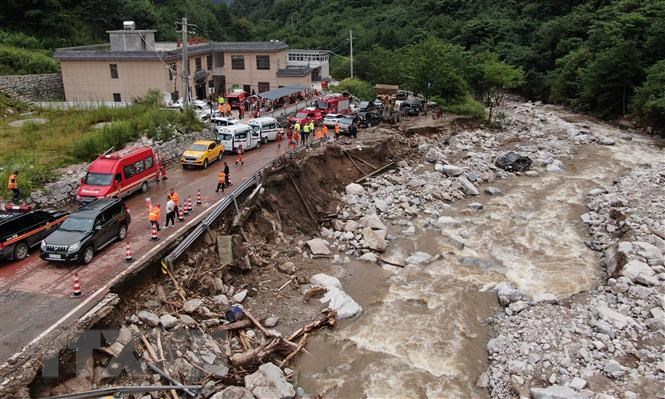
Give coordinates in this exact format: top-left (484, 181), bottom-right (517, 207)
top-left (258, 85), bottom-right (308, 100)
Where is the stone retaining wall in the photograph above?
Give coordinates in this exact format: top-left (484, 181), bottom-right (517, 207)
top-left (28, 128), bottom-right (215, 208)
top-left (0, 73), bottom-right (65, 102)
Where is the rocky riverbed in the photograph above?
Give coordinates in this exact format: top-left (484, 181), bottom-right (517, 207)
top-left (295, 101), bottom-right (664, 398)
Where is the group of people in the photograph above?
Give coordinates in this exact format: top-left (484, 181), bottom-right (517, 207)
top-left (148, 187), bottom-right (180, 232)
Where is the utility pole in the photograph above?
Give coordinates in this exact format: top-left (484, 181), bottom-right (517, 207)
top-left (349, 29), bottom-right (354, 79)
top-left (176, 17), bottom-right (198, 106)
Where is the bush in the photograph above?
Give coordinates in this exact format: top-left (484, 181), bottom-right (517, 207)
top-left (0, 45), bottom-right (59, 75)
top-left (433, 95), bottom-right (486, 120)
top-left (332, 78), bottom-right (376, 100)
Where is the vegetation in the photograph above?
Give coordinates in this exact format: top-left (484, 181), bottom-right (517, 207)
top-left (0, 90), bottom-right (203, 198)
top-left (1, 0), bottom-right (663, 127)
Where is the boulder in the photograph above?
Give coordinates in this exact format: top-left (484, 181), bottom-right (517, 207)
top-left (495, 152), bottom-right (532, 172)
top-left (264, 316), bottom-right (279, 328)
top-left (183, 299), bottom-right (204, 314)
top-left (359, 214), bottom-right (387, 231)
top-left (244, 363), bottom-right (295, 399)
top-left (620, 260), bottom-right (655, 284)
top-left (546, 160), bottom-right (565, 173)
top-left (159, 314), bottom-right (179, 329)
top-left (358, 252), bottom-right (378, 263)
top-left (457, 176), bottom-right (479, 195)
top-left (310, 274), bottom-right (343, 290)
top-left (343, 220), bottom-right (361, 232)
top-left (233, 290), bottom-right (248, 303)
top-left (633, 241), bottom-right (662, 262)
top-left (434, 216), bottom-right (461, 229)
top-left (492, 282), bottom-right (530, 306)
top-left (594, 304), bottom-right (636, 329)
top-left (440, 165), bottom-right (464, 177)
top-left (363, 227), bottom-right (387, 251)
top-left (485, 186), bottom-right (503, 196)
top-left (406, 251), bottom-right (433, 265)
top-left (319, 286), bottom-right (362, 319)
top-left (468, 202), bottom-right (483, 210)
top-left (306, 238), bottom-right (331, 255)
top-left (179, 314), bottom-right (197, 326)
top-left (277, 262), bottom-right (296, 274)
top-left (530, 385), bottom-right (581, 399)
top-left (603, 359), bottom-right (626, 378)
top-left (210, 386), bottom-right (255, 399)
top-left (138, 311), bottom-right (160, 327)
top-left (345, 183), bottom-right (365, 195)
top-left (599, 137), bottom-right (616, 146)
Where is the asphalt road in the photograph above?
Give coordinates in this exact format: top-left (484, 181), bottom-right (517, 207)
top-left (0, 139), bottom-right (291, 363)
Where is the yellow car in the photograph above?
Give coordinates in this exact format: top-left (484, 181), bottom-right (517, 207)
top-left (180, 140), bottom-right (224, 169)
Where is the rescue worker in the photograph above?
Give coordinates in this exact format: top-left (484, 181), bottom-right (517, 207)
top-left (169, 188), bottom-right (180, 208)
top-left (308, 121), bottom-right (315, 141)
top-left (225, 102), bottom-right (232, 117)
top-left (334, 122), bottom-right (340, 140)
top-left (235, 144), bottom-right (244, 167)
top-left (293, 121), bottom-right (301, 138)
top-left (224, 162), bottom-right (231, 186)
top-left (276, 129), bottom-right (283, 151)
top-left (239, 103), bottom-right (245, 119)
top-left (164, 195), bottom-right (175, 229)
top-left (149, 204), bottom-right (161, 231)
top-left (218, 96), bottom-right (225, 106)
top-left (156, 156), bottom-right (167, 181)
top-left (7, 170), bottom-right (19, 202)
top-left (292, 130), bottom-right (300, 150)
top-left (322, 125), bottom-right (329, 141)
top-left (302, 121), bottom-right (309, 145)
top-left (216, 169), bottom-right (226, 193)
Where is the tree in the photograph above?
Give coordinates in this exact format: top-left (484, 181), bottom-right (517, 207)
top-left (631, 60), bottom-right (665, 129)
top-left (474, 56), bottom-right (524, 121)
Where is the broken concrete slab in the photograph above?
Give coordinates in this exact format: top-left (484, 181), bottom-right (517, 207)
top-left (217, 235), bottom-right (234, 267)
top-left (306, 238), bottom-right (331, 255)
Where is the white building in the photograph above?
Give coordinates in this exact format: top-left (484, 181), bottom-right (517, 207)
top-left (287, 49), bottom-right (330, 81)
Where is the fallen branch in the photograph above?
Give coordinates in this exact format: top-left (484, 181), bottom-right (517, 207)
top-left (378, 257), bottom-right (406, 268)
top-left (278, 333), bottom-right (308, 368)
top-left (345, 151), bottom-right (378, 170)
top-left (288, 174), bottom-right (317, 222)
top-left (345, 151), bottom-right (367, 175)
top-left (276, 278), bottom-right (294, 292)
top-left (303, 286), bottom-right (328, 302)
top-left (355, 161), bottom-right (396, 183)
top-left (288, 310), bottom-right (336, 341)
top-left (242, 308), bottom-right (271, 338)
top-left (230, 338), bottom-right (282, 368)
top-left (218, 319), bottom-right (253, 331)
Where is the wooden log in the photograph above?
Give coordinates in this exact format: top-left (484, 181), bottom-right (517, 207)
top-left (346, 151), bottom-right (378, 170)
top-left (344, 151), bottom-right (367, 175)
top-left (288, 174), bottom-right (317, 222)
top-left (355, 161), bottom-right (395, 183)
top-left (230, 338), bottom-right (281, 367)
top-left (288, 310), bottom-right (336, 342)
top-left (303, 287), bottom-right (328, 302)
top-left (242, 308), bottom-right (271, 338)
top-left (217, 319), bottom-right (253, 331)
top-left (278, 333), bottom-right (308, 368)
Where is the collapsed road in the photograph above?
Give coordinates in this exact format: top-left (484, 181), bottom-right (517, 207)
top-left (3, 101), bottom-right (664, 399)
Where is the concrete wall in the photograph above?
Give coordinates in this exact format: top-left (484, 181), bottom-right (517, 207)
top-left (60, 59), bottom-right (171, 102)
top-left (0, 73), bottom-right (65, 102)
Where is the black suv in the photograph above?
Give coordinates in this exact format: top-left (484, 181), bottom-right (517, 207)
top-left (0, 208), bottom-right (69, 261)
top-left (41, 198), bottom-right (131, 264)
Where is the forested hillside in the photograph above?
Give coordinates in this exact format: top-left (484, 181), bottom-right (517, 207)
top-left (1, 0), bottom-right (663, 126)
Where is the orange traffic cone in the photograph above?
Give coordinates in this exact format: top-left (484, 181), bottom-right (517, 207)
top-left (183, 201), bottom-right (189, 216)
top-left (71, 273), bottom-right (82, 298)
top-left (196, 189), bottom-right (202, 205)
top-left (125, 242), bottom-right (133, 263)
top-left (178, 204), bottom-right (184, 221)
top-left (150, 225), bottom-right (159, 241)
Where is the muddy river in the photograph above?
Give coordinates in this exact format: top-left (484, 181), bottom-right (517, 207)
top-left (295, 112), bottom-right (664, 398)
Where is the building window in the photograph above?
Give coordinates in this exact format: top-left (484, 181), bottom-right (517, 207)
top-left (168, 64), bottom-right (176, 81)
top-left (110, 64), bottom-right (118, 79)
top-left (113, 93), bottom-right (121, 102)
top-left (195, 57), bottom-right (202, 72)
top-left (256, 55), bottom-right (270, 70)
top-left (243, 84), bottom-right (251, 94)
top-left (231, 55), bottom-right (245, 70)
top-left (258, 82), bottom-right (270, 93)
top-left (207, 55), bottom-right (212, 70)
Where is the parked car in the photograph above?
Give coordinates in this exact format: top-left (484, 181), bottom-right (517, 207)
top-left (337, 115), bottom-right (361, 134)
top-left (323, 113), bottom-right (344, 129)
top-left (0, 207), bottom-right (69, 261)
top-left (248, 117), bottom-right (280, 143)
top-left (358, 112), bottom-right (381, 128)
top-left (288, 107), bottom-right (324, 126)
top-left (77, 146), bottom-right (159, 203)
top-left (41, 198), bottom-right (130, 264)
top-left (180, 140), bottom-right (224, 169)
top-left (218, 123), bottom-right (261, 153)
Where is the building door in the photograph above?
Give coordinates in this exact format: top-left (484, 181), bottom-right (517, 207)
top-left (195, 83), bottom-right (205, 100)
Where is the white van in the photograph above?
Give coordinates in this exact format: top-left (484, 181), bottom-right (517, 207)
top-left (247, 117), bottom-right (280, 144)
top-left (212, 116), bottom-right (240, 134)
top-left (217, 123), bottom-right (261, 153)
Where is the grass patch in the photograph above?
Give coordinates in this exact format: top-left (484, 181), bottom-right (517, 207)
top-left (0, 91), bottom-right (204, 199)
top-left (0, 44), bottom-right (59, 75)
top-left (433, 95), bottom-right (487, 120)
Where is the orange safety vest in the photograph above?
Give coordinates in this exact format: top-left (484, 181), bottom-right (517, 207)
top-left (225, 103), bottom-right (232, 113)
top-left (7, 174), bottom-right (17, 190)
top-left (171, 192), bottom-right (180, 206)
top-left (335, 123), bottom-right (340, 134)
top-left (149, 207), bottom-right (160, 222)
top-left (322, 126), bottom-right (328, 135)
top-left (218, 172), bottom-right (226, 183)
top-left (218, 104), bottom-right (224, 113)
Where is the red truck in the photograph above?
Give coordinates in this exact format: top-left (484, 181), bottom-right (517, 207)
top-left (225, 90), bottom-right (249, 109)
top-left (315, 94), bottom-right (350, 115)
top-left (288, 107), bottom-right (325, 126)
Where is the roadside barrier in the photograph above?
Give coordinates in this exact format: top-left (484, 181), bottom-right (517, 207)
top-left (70, 273), bottom-right (82, 298)
top-left (125, 242), bottom-right (133, 263)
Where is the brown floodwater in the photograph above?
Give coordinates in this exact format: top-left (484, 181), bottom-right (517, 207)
top-left (295, 113), bottom-right (664, 398)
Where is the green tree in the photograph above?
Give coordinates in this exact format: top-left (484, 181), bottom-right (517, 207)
top-left (474, 56), bottom-right (524, 121)
top-left (631, 60), bottom-right (665, 128)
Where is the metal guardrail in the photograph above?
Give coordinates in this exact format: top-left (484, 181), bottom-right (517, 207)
top-left (163, 139), bottom-right (320, 267)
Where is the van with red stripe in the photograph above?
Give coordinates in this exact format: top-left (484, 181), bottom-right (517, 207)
top-left (76, 147), bottom-right (158, 203)
top-left (0, 207), bottom-right (69, 261)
